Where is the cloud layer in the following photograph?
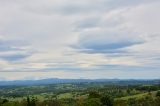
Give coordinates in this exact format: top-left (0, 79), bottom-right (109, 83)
top-left (0, 0), bottom-right (160, 80)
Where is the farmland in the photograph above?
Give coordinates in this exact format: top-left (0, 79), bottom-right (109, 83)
top-left (0, 79), bottom-right (160, 106)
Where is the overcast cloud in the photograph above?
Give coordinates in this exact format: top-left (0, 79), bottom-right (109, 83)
top-left (0, 0), bottom-right (160, 80)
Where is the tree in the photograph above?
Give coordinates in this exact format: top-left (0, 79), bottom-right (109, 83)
top-left (27, 96), bottom-right (36, 106)
top-left (2, 99), bottom-right (8, 104)
top-left (155, 97), bottom-right (160, 106)
top-left (156, 91), bottom-right (160, 97)
top-left (88, 91), bottom-right (101, 98)
top-left (114, 99), bottom-right (127, 106)
top-left (85, 98), bottom-right (101, 106)
top-left (128, 98), bottom-right (137, 106)
top-left (101, 95), bottom-right (113, 106)
top-left (27, 97), bottom-right (31, 106)
top-left (30, 97), bottom-right (36, 106)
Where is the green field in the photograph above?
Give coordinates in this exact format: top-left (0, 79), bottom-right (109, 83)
top-left (0, 81), bottom-right (160, 106)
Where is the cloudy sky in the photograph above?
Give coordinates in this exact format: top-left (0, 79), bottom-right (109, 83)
top-left (0, 0), bottom-right (160, 80)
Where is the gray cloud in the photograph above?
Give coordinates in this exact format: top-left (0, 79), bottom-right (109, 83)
top-left (94, 64), bottom-right (160, 72)
top-left (0, 39), bottom-right (33, 61)
top-left (1, 53), bottom-right (31, 61)
top-left (71, 29), bottom-right (144, 55)
top-left (54, 0), bottom-right (157, 15)
top-left (8, 0), bottom-right (155, 16)
top-left (75, 17), bottom-right (100, 30)
top-left (0, 39), bottom-right (28, 51)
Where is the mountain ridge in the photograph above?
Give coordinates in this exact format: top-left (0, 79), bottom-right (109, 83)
top-left (0, 78), bottom-right (159, 86)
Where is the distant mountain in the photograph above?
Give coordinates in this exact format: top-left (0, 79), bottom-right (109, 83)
top-left (0, 78), bottom-right (159, 86)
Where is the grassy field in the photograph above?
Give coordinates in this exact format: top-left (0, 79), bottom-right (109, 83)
top-left (116, 91), bottom-right (158, 100)
top-left (0, 82), bottom-right (159, 106)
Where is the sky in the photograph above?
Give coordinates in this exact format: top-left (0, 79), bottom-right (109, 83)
top-left (0, 0), bottom-right (160, 80)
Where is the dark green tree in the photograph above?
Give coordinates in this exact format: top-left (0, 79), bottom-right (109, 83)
top-left (30, 97), bottom-right (36, 106)
top-left (88, 91), bottom-right (101, 98)
top-left (128, 98), bottom-right (137, 106)
top-left (101, 95), bottom-right (113, 106)
top-left (156, 91), bottom-right (160, 97)
top-left (85, 98), bottom-right (101, 106)
top-left (27, 96), bottom-right (31, 106)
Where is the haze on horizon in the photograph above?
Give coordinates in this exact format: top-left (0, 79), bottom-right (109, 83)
top-left (0, 0), bottom-right (160, 80)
